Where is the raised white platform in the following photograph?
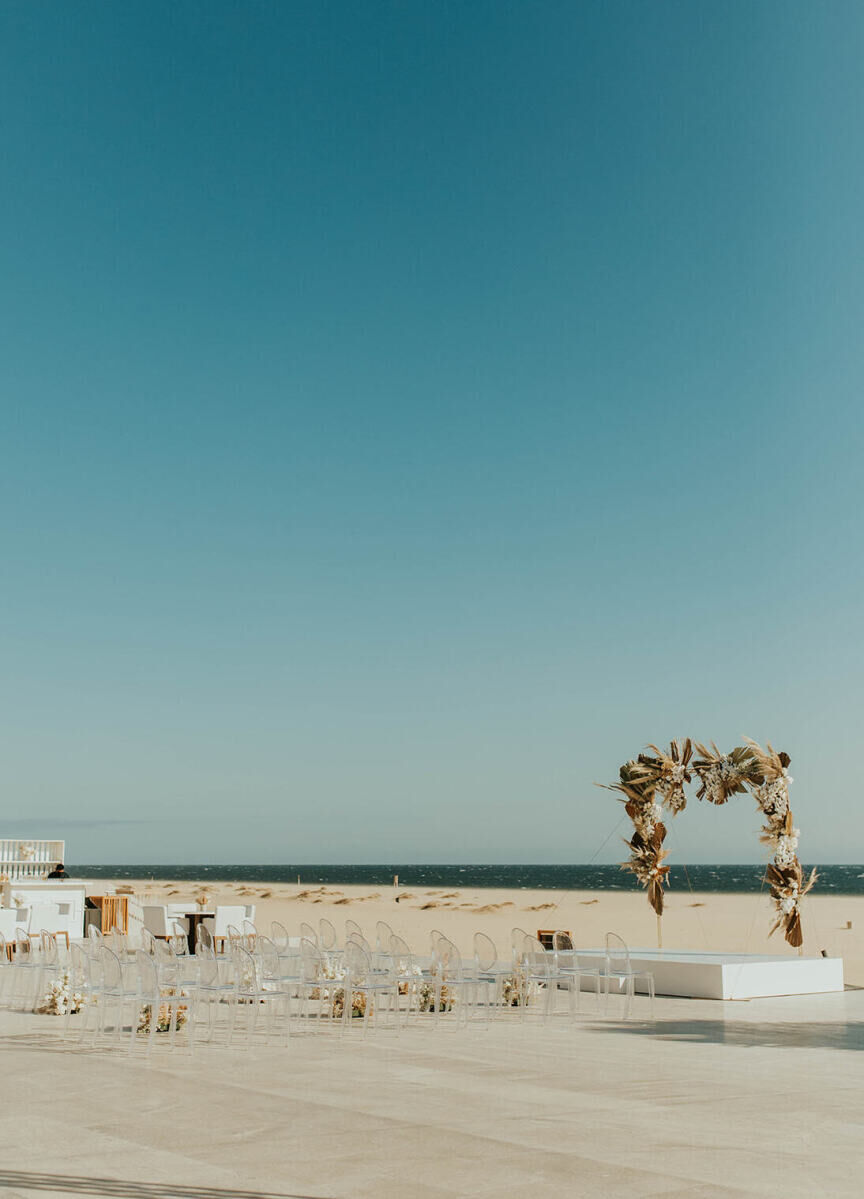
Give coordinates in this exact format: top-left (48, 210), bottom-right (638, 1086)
top-left (567, 949), bottom-right (845, 1000)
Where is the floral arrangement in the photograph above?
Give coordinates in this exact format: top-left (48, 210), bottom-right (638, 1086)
top-left (604, 752), bottom-right (671, 914)
top-left (604, 738), bottom-right (815, 947)
top-left (418, 980), bottom-right (454, 1012)
top-left (18, 842), bottom-right (35, 861)
top-left (330, 987), bottom-right (370, 1019)
top-left (137, 997), bottom-right (190, 1034)
top-left (746, 739), bottom-right (818, 947)
top-left (36, 970), bottom-right (85, 1016)
top-left (501, 972), bottom-right (526, 1007)
top-left (306, 957), bottom-right (373, 1018)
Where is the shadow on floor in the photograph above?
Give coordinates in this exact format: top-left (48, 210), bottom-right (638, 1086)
top-left (588, 1018), bottom-right (864, 1051)
top-left (0, 1172), bottom-right (328, 1199)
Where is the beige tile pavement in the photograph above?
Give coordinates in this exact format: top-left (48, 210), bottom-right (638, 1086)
top-left (3, 988), bottom-right (863, 1198)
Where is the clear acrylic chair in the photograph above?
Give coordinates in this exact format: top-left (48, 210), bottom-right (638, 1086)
top-left (518, 936), bottom-right (561, 1022)
top-left (296, 937), bottom-right (337, 1031)
top-left (472, 932), bottom-right (513, 1014)
top-left (257, 933), bottom-right (302, 986)
top-left (341, 942), bottom-right (399, 1035)
top-left (64, 942), bottom-right (96, 1040)
top-left (195, 945), bottom-right (234, 1042)
top-left (37, 931), bottom-right (64, 1004)
top-left (229, 944), bottom-right (288, 1046)
top-left (11, 928), bottom-right (40, 1011)
top-left (552, 930), bottom-right (603, 1014)
top-left (603, 933), bottom-right (655, 1020)
top-left (344, 918), bottom-right (363, 942)
top-left (431, 938), bottom-right (482, 1027)
top-left (388, 934), bottom-right (435, 1025)
top-left (96, 945), bottom-right (141, 1045)
top-left (134, 950), bottom-right (195, 1055)
top-left (87, 925), bottom-right (104, 946)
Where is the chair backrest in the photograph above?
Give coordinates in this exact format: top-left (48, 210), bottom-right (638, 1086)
top-left (15, 928), bottom-right (32, 960)
top-left (256, 935), bottom-right (281, 981)
top-left (375, 921), bottom-right (394, 954)
top-left (429, 928), bottom-right (446, 955)
top-left (510, 927), bottom-right (530, 962)
top-left (70, 942), bottom-right (90, 989)
top-left (271, 921), bottom-right (290, 953)
top-left (318, 918), bottom-right (337, 951)
top-left (552, 930), bottom-right (574, 952)
top-left (0, 931), bottom-right (7, 966)
top-left (88, 924), bottom-right (104, 944)
top-left (39, 930), bottom-right (59, 965)
top-left (212, 906), bottom-right (248, 937)
top-left (344, 918), bottom-right (362, 941)
top-left (605, 932), bottom-right (630, 971)
top-left (109, 926), bottom-right (128, 956)
top-left (135, 949), bottom-right (160, 997)
top-left (139, 928), bottom-right (157, 956)
top-left (299, 936), bottom-right (324, 981)
top-left (232, 944), bottom-right (259, 994)
top-left (299, 921), bottom-right (318, 946)
top-left (98, 945), bottom-right (123, 991)
top-left (348, 930), bottom-right (373, 955)
top-left (153, 936), bottom-right (175, 965)
top-left (196, 944), bottom-right (220, 986)
top-left (389, 934), bottom-right (415, 975)
top-left (170, 924), bottom-right (189, 955)
top-left (242, 918), bottom-right (258, 938)
top-left (473, 932), bottom-right (498, 973)
top-left (344, 940), bottom-right (372, 984)
top-left (434, 937), bottom-right (463, 982)
top-left (142, 906), bottom-right (171, 938)
top-left (522, 935), bottom-right (552, 977)
top-left (196, 922), bottom-right (213, 952)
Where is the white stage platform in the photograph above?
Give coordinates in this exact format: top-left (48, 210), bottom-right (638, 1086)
top-left (567, 949), bottom-right (845, 1000)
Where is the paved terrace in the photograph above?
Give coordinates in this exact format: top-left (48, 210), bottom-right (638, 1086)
top-left (3, 989), bottom-right (863, 1199)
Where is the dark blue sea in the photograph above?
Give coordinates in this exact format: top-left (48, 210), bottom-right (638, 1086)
top-left (68, 863), bottom-right (864, 895)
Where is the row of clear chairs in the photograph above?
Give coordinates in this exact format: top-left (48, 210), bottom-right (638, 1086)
top-left (2, 919), bottom-right (653, 1051)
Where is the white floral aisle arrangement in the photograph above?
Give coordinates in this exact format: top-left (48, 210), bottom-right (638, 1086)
top-left (604, 737), bottom-right (816, 948)
top-left (35, 970), bottom-right (85, 1017)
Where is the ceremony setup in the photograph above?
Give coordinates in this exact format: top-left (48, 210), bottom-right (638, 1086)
top-left (0, 739), bottom-right (845, 1057)
top-left (598, 736), bottom-right (843, 1000)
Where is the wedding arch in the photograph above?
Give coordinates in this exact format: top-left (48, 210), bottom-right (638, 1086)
top-left (603, 738), bottom-right (816, 947)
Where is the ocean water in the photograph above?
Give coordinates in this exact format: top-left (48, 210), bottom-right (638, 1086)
top-left (67, 863), bottom-right (864, 895)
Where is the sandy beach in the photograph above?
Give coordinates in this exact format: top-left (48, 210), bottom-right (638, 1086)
top-left (99, 876), bottom-right (864, 986)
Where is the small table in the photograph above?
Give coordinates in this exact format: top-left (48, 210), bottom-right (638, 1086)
top-left (181, 911), bottom-right (215, 955)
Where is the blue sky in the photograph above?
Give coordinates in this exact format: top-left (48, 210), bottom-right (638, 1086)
top-left (1, 2), bottom-right (863, 864)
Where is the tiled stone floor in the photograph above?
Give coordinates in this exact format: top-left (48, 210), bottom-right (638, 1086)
top-left (3, 987), bottom-right (863, 1198)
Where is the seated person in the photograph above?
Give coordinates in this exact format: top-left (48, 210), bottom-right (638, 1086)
top-left (46, 862), bottom-right (70, 879)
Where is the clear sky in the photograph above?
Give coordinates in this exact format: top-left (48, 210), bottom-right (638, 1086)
top-left (1, 3), bottom-right (863, 865)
